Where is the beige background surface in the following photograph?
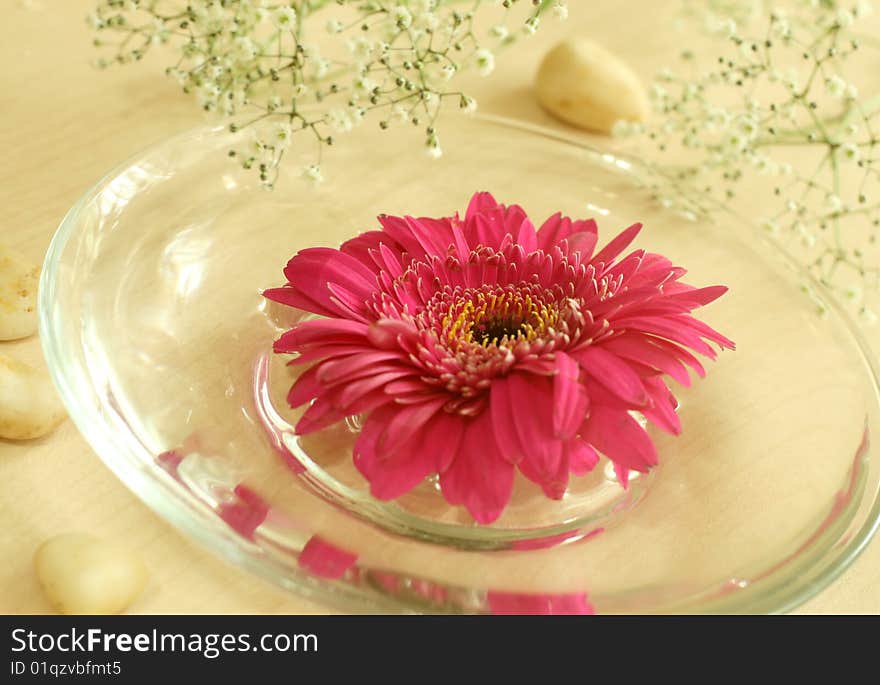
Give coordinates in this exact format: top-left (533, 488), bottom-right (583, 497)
top-left (1, 0), bottom-right (879, 613)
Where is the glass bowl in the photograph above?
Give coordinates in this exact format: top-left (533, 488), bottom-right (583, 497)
top-left (40, 115), bottom-right (880, 613)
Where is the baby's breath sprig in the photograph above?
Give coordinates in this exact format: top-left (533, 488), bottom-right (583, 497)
top-left (89, 0), bottom-right (566, 187)
top-left (616, 0), bottom-right (880, 319)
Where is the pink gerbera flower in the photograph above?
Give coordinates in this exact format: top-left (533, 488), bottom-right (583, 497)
top-left (265, 192), bottom-right (734, 524)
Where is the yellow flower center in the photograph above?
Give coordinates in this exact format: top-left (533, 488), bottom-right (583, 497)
top-left (441, 287), bottom-right (561, 349)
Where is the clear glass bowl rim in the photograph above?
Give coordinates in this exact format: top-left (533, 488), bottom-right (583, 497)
top-left (38, 113), bottom-right (880, 614)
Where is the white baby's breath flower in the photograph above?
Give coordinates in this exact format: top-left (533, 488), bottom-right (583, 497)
top-left (426, 135), bottom-right (443, 159)
top-left (354, 76), bottom-right (377, 94)
top-left (233, 37), bottom-right (258, 61)
top-left (735, 114), bottom-right (759, 139)
top-left (761, 218), bottom-right (780, 235)
top-left (272, 6), bottom-right (297, 29)
top-left (552, 2), bottom-right (569, 21)
top-left (860, 307), bottom-right (878, 325)
top-left (856, 1), bottom-right (874, 19)
top-left (782, 68), bottom-right (800, 91)
top-left (844, 284), bottom-right (862, 301)
top-left (197, 83), bottom-right (221, 109)
top-left (416, 12), bottom-right (440, 31)
top-left (825, 75), bottom-right (848, 98)
top-left (411, 0), bottom-right (437, 12)
top-left (754, 155), bottom-right (778, 175)
top-left (840, 143), bottom-right (861, 164)
top-left (348, 106), bottom-right (366, 126)
top-left (772, 18), bottom-right (791, 38)
top-left (302, 164), bottom-right (323, 185)
top-left (459, 94), bottom-right (478, 114)
top-left (347, 36), bottom-right (374, 60)
top-left (474, 48), bottom-right (495, 76)
top-left (799, 229), bottom-right (817, 248)
top-left (439, 64), bottom-right (457, 82)
top-left (422, 91), bottom-right (440, 109)
top-left (272, 121), bottom-right (293, 150)
top-left (390, 104), bottom-right (410, 123)
top-left (86, 12), bottom-right (104, 29)
top-left (327, 108), bottom-right (353, 133)
top-left (613, 0), bottom-right (880, 308)
top-left (393, 7), bottom-right (413, 29)
top-left (707, 15), bottom-right (737, 38)
top-left (312, 58), bottom-right (330, 79)
top-left (90, 0), bottom-right (554, 188)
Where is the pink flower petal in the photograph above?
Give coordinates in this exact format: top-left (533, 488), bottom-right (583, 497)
top-left (287, 364), bottom-right (322, 408)
top-left (284, 247), bottom-right (377, 290)
top-left (472, 212), bottom-right (509, 250)
top-left (590, 222), bottom-right (643, 267)
top-left (647, 336), bottom-right (707, 378)
top-left (336, 369), bottom-right (420, 407)
top-left (316, 351), bottom-right (409, 384)
top-left (565, 230), bottom-right (599, 260)
top-left (612, 315), bottom-right (719, 357)
top-left (326, 281), bottom-right (372, 321)
top-left (565, 439), bottom-right (600, 476)
top-left (600, 333), bottom-right (692, 387)
top-left (422, 411), bottom-right (465, 472)
top-left (377, 396), bottom-right (448, 452)
top-left (666, 284), bottom-right (729, 308)
top-left (537, 212), bottom-right (598, 254)
top-left (378, 213), bottom-right (431, 260)
top-left (366, 318), bottom-right (420, 349)
top-left (640, 376), bottom-right (682, 435)
top-left (340, 230), bottom-right (398, 272)
top-left (465, 191), bottom-right (501, 221)
top-left (518, 444), bottom-right (569, 499)
top-left (263, 285), bottom-right (340, 320)
top-left (404, 216), bottom-right (456, 257)
top-left (489, 378), bottom-right (526, 464)
top-left (514, 217), bottom-right (538, 254)
top-left (553, 352), bottom-right (590, 439)
top-left (439, 411), bottom-right (515, 524)
top-left (273, 319), bottom-right (369, 353)
top-left (355, 404), bottom-right (453, 500)
top-left (584, 405), bottom-right (658, 472)
top-left (574, 345), bottom-right (649, 407)
top-left (506, 374), bottom-right (567, 492)
top-left (374, 242), bottom-right (405, 277)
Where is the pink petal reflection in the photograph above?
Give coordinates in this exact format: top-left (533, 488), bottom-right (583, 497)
top-left (487, 591), bottom-right (595, 615)
top-left (299, 535), bottom-right (358, 580)
top-left (218, 484), bottom-right (270, 539)
top-left (157, 449), bottom-right (183, 473)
